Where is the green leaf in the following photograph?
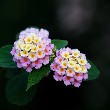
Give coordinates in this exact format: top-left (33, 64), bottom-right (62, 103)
top-left (6, 68), bottom-right (20, 79)
top-left (52, 39), bottom-right (68, 50)
top-left (6, 72), bottom-right (36, 105)
top-left (27, 64), bottom-right (50, 91)
top-left (87, 60), bottom-right (100, 80)
top-left (0, 45), bottom-right (17, 68)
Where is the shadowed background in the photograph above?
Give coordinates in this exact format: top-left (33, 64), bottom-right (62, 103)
top-left (0, 0), bottom-right (110, 110)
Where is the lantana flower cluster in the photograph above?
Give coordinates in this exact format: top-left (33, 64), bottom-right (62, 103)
top-left (10, 28), bottom-right (54, 72)
top-left (50, 48), bottom-right (91, 87)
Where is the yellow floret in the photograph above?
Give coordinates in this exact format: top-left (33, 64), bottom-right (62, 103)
top-left (78, 58), bottom-right (87, 65)
top-left (33, 37), bottom-right (41, 44)
top-left (25, 44), bottom-right (31, 51)
top-left (61, 51), bottom-right (70, 59)
top-left (61, 61), bottom-right (67, 68)
top-left (24, 36), bottom-right (32, 44)
top-left (67, 68), bottom-right (75, 76)
top-left (15, 40), bottom-right (23, 50)
top-left (20, 43), bottom-right (26, 50)
top-left (81, 66), bottom-right (87, 73)
top-left (28, 52), bottom-right (37, 61)
top-left (30, 33), bottom-right (36, 39)
top-left (74, 64), bottom-right (82, 73)
top-left (37, 51), bottom-right (44, 58)
top-left (69, 57), bottom-right (74, 61)
top-left (31, 45), bottom-right (39, 52)
top-left (20, 50), bottom-right (28, 57)
top-left (15, 51), bottom-right (21, 58)
top-left (72, 49), bottom-right (80, 58)
top-left (67, 61), bottom-right (76, 68)
top-left (37, 43), bottom-right (43, 50)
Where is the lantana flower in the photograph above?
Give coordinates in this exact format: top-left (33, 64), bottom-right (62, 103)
top-left (50, 47), bottom-right (91, 87)
top-left (10, 27), bottom-right (54, 72)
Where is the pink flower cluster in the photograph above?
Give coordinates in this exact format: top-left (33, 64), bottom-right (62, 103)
top-left (10, 27), bottom-right (54, 73)
top-left (50, 47), bottom-right (91, 87)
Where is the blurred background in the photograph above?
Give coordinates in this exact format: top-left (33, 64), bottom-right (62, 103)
top-left (0, 0), bottom-right (110, 109)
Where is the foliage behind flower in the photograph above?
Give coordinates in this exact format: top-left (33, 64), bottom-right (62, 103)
top-left (50, 47), bottom-right (91, 87)
top-left (10, 28), bottom-right (54, 72)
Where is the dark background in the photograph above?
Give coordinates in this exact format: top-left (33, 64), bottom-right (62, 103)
top-left (0, 0), bottom-right (110, 109)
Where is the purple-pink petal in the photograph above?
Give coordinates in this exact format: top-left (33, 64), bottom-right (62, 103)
top-left (86, 63), bottom-right (91, 69)
top-left (74, 82), bottom-right (81, 88)
top-left (83, 73), bottom-right (88, 80)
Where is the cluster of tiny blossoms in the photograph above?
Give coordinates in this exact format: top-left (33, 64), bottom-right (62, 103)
top-left (50, 47), bottom-right (91, 87)
top-left (10, 28), bottom-right (54, 72)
